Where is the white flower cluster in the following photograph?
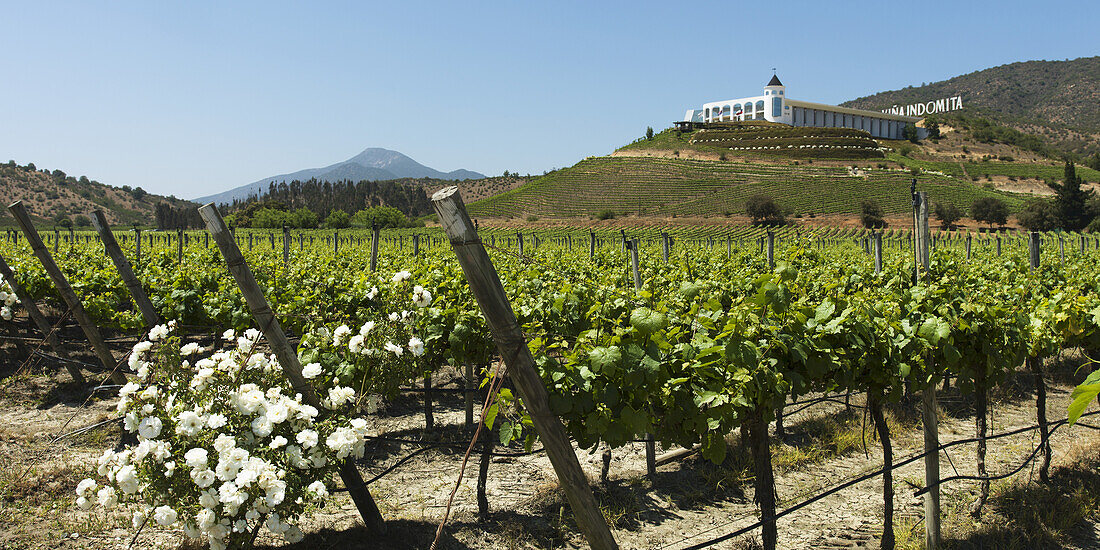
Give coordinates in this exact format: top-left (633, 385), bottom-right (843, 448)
top-left (80, 327), bottom-right (370, 549)
top-left (0, 280), bottom-right (20, 321)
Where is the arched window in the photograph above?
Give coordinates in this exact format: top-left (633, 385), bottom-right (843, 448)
top-left (755, 100), bottom-right (765, 120)
top-left (705, 107), bottom-right (711, 121)
top-left (723, 104), bottom-right (732, 121)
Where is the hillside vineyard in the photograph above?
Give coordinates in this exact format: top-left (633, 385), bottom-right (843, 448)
top-left (2, 222), bottom-right (1098, 548)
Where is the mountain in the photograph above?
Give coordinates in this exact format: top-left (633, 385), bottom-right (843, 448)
top-left (195, 148), bottom-right (485, 204)
top-left (0, 160), bottom-right (194, 227)
top-left (841, 56), bottom-right (1100, 156)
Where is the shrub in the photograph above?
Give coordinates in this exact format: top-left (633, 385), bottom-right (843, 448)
top-left (860, 199), bottom-right (886, 229)
top-left (74, 214), bottom-right (92, 227)
top-left (526, 215), bottom-right (539, 222)
top-left (971, 197), bottom-right (1008, 229)
top-left (745, 195), bottom-right (786, 226)
top-left (596, 209), bottom-right (616, 220)
top-left (1017, 198), bottom-right (1059, 231)
top-left (933, 202), bottom-right (962, 230)
top-left (322, 210), bottom-right (350, 229)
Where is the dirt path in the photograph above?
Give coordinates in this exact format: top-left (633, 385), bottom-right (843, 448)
top-left (3, 359), bottom-right (1099, 550)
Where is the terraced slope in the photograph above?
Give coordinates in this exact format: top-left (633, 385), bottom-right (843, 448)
top-left (466, 156), bottom-right (1024, 218)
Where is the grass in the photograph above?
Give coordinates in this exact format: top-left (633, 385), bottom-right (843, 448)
top-left (895, 441), bottom-right (1100, 549)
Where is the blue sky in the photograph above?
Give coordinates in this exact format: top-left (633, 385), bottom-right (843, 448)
top-left (1, 1), bottom-right (1096, 199)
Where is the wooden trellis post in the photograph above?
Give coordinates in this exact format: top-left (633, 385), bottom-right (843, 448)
top-left (91, 211), bottom-right (161, 328)
top-left (9, 202), bottom-right (126, 385)
top-left (197, 203), bottom-right (386, 535)
top-left (431, 187), bottom-right (618, 550)
top-left (0, 253), bottom-right (85, 384)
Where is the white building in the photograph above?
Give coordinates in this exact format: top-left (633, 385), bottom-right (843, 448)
top-left (683, 75), bottom-right (922, 140)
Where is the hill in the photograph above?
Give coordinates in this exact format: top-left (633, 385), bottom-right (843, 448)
top-left (466, 155), bottom-right (1025, 220)
top-left (842, 56), bottom-right (1100, 157)
top-left (196, 148), bottom-right (486, 204)
top-left (0, 161), bottom-right (194, 227)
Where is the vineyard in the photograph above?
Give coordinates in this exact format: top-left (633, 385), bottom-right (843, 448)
top-left (465, 157), bottom-right (1025, 219)
top-left (2, 193), bottom-right (1100, 550)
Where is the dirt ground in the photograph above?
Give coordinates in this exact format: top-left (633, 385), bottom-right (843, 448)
top-left (2, 345), bottom-right (1100, 550)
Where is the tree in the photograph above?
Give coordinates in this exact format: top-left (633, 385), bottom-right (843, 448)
top-left (1048, 162), bottom-right (1096, 231)
top-left (933, 202), bottom-right (962, 230)
top-left (903, 122), bottom-right (920, 143)
top-left (56, 217), bottom-right (73, 229)
top-left (1017, 198), bottom-right (1059, 231)
top-left (925, 120), bottom-right (941, 140)
top-left (1088, 151), bottom-right (1100, 172)
top-left (323, 209), bottom-right (350, 229)
top-left (860, 199), bottom-right (886, 229)
top-left (745, 195), bottom-right (786, 226)
top-left (74, 214), bottom-right (92, 227)
top-left (971, 197), bottom-right (1008, 230)
top-left (646, 126), bottom-right (654, 140)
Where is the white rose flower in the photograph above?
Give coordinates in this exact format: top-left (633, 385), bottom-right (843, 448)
top-left (137, 416), bottom-right (163, 440)
top-left (132, 509), bottom-right (147, 529)
top-left (180, 342), bottom-right (203, 356)
top-left (301, 362), bottom-right (322, 379)
top-left (359, 321), bottom-right (376, 336)
top-left (221, 328), bottom-right (236, 340)
top-left (384, 341), bottom-right (404, 356)
top-left (296, 429), bottom-right (318, 449)
top-left (391, 270), bottom-right (411, 284)
top-left (251, 415), bottom-right (273, 438)
top-left (148, 324), bottom-right (170, 342)
top-left (76, 496), bottom-right (93, 510)
top-left (332, 325), bottom-right (352, 346)
top-left (153, 505), bottom-right (178, 526)
top-left (76, 478), bottom-right (97, 497)
top-left (307, 480), bottom-right (329, 498)
top-left (348, 334), bottom-right (365, 354)
top-left (213, 434), bottom-right (236, 455)
top-left (268, 435), bottom-right (288, 449)
top-left (196, 508), bottom-right (216, 530)
top-left (412, 285), bottom-right (432, 307)
top-left (207, 414), bottom-right (228, 429)
top-left (284, 525), bottom-right (304, 543)
top-left (192, 469), bottom-right (216, 488)
top-left (116, 465), bottom-right (140, 494)
top-left (97, 486), bottom-right (117, 508)
top-left (175, 410), bottom-right (204, 437)
top-left (184, 448), bottom-right (209, 469)
top-left (366, 286), bottom-right (379, 299)
top-left (408, 336), bottom-right (425, 356)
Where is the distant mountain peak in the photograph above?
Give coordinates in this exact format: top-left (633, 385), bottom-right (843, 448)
top-left (193, 148), bottom-right (485, 203)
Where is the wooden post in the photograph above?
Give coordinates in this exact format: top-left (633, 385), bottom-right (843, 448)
top-left (965, 233), bottom-right (972, 262)
top-left (517, 232), bottom-right (524, 256)
top-left (766, 231), bottom-right (775, 269)
top-left (874, 231), bottom-right (883, 273)
top-left (197, 203), bottom-right (386, 535)
top-left (996, 235), bottom-right (1002, 256)
top-left (177, 228), bottom-right (183, 264)
top-left (628, 239), bottom-right (656, 479)
top-left (8, 202), bottom-right (126, 385)
top-left (282, 225), bottom-right (290, 266)
top-left (661, 232), bottom-right (670, 263)
top-left (912, 190), bottom-right (940, 549)
top-left (134, 227), bottom-right (142, 264)
top-left (370, 225), bottom-right (380, 272)
top-left (413, 233), bottom-right (420, 258)
top-left (334, 230), bottom-right (338, 255)
top-left (91, 211), bottom-right (161, 328)
top-left (0, 253), bottom-right (85, 384)
top-left (1029, 232), bottom-right (1040, 272)
top-left (430, 187), bottom-right (618, 550)
top-left (589, 232), bottom-right (595, 260)
top-left (1059, 235), bottom-right (1065, 264)
top-left (465, 362), bottom-right (476, 429)
top-left (1026, 236), bottom-right (1051, 481)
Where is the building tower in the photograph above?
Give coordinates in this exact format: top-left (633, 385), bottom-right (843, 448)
top-left (763, 74), bottom-right (791, 124)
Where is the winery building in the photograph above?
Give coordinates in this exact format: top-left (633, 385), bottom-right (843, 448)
top-left (682, 75), bottom-right (922, 140)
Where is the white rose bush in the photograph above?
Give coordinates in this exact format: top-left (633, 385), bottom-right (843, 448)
top-left (73, 270), bottom-right (473, 549)
top-left (0, 280), bottom-right (20, 321)
top-left (76, 323), bottom-right (377, 549)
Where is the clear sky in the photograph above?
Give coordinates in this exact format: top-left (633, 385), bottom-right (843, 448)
top-left (1, 0), bottom-right (1097, 199)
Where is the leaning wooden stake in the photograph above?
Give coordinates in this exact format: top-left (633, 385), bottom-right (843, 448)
top-left (91, 211), bottom-right (161, 328)
top-left (0, 253), bottom-right (85, 383)
top-left (197, 203), bottom-right (386, 535)
top-left (431, 187), bottom-right (618, 550)
top-left (9, 202), bottom-right (126, 385)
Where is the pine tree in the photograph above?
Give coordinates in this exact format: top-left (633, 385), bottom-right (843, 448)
top-left (1047, 162), bottom-right (1095, 231)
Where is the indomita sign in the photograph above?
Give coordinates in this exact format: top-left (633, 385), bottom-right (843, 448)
top-left (881, 96), bottom-right (963, 117)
